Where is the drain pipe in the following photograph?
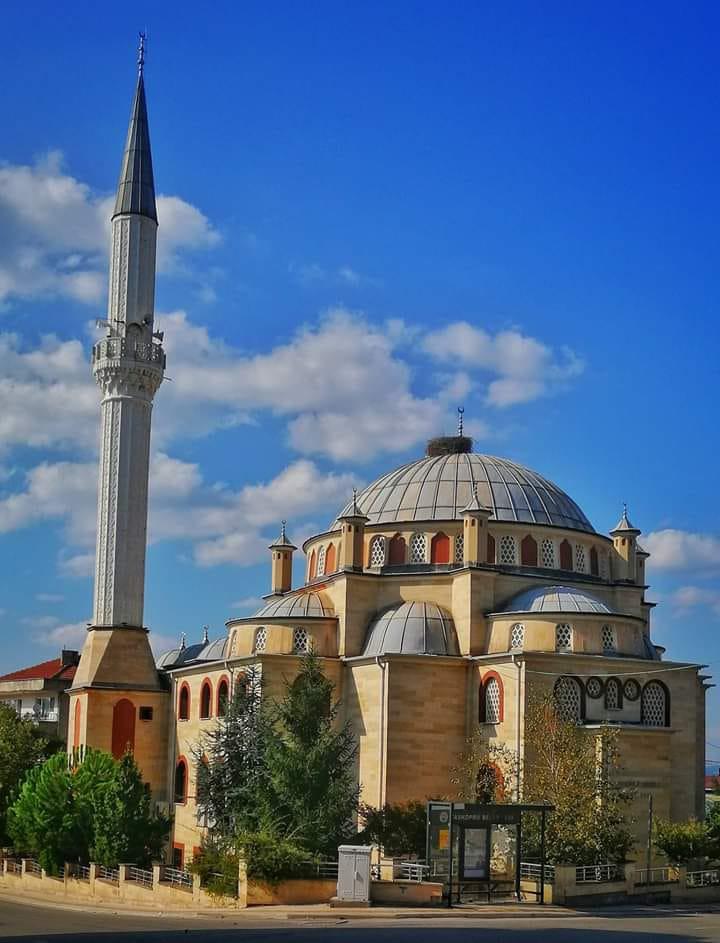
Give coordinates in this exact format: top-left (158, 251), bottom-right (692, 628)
top-left (512, 653), bottom-right (522, 802)
top-left (375, 656), bottom-right (387, 808)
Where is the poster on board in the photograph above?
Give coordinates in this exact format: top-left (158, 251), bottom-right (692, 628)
top-left (461, 827), bottom-right (489, 879)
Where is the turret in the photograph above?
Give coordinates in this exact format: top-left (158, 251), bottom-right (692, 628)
top-left (610, 504), bottom-right (641, 583)
top-left (337, 489), bottom-right (369, 571)
top-left (460, 484), bottom-right (493, 566)
top-left (269, 521), bottom-right (296, 595)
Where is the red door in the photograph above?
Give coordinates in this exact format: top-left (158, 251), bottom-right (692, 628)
top-left (111, 698), bottom-right (136, 758)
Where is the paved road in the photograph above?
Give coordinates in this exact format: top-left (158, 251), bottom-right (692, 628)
top-left (1, 899), bottom-right (720, 942)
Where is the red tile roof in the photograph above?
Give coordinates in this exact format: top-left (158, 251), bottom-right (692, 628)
top-left (0, 657), bottom-right (76, 684)
top-left (706, 775), bottom-right (720, 792)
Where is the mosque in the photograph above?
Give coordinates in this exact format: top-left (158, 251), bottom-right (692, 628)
top-left (66, 50), bottom-right (709, 869)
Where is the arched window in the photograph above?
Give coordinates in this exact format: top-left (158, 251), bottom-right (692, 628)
top-left (292, 627), bottom-right (310, 654)
top-left (590, 546), bottom-right (599, 576)
top-left (499, 535), bottom-right (517, 565)
top-left (599, 551), bottom-right (609, 580)
top-left (479, 672), bottom-right (504, 724)
top-left (174, 757), bottom-right (188, 804)
top-left (521, 535), bottom-right (538, 566)
top-left (200, 680), bottom-right (212, 720)
top-left (555, 623), bottom-right (573, 653)
top-left (216, 678), bottom-right (229, 717)
top-left (454, 534), bottom-right (464, 564)
top-left (178, 683), bottom-right (190, 720)
top-left (641, 681), bottom-right (669, 727)
top-left (309, 549), bottom-right (317, 580)
top-left (554, 676), bottom-right (584, 722)
top-left (486, 533), bottom-right (495, 564)
top-left (255, 626), bottom-right (267, 652)
top-left (388, 534), bottom-right (406, 565)
top-left (574, 543), bottom-right (587, 572)
top-left (601, 624), bottom-right (615, 653)
top-left (325, 543), bottom-right (336, 574)
top-left (369, 535), bottom-right (386, 567)
top-left (111, 698), bottom-right (135, 759)
top-left (541, 538), bottom-right (556, 569)
top-left (510, 623), bottom-right (525, 651)
top-left (431, 532), bottom-right (450, 564)
top-left (410, 533), bottom-right (426, 564)
top-left (605, 678), bottom-right (622, 710)
top-left (559, 539), bottom-right (572, 570)
top-left (317, 545), bottom-right (327, 577)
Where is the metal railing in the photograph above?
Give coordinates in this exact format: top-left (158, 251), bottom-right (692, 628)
top-left (163, 866), bottom-right (192, 889)
top-left (4, 859), bottom-right (20, 875)
top-left (687, 869), bottom-right (720, 888)
top-left (299, 860), bottom-right (338, 879)
top-left (93, 337), bottom-right (164, 366)
top-left (520, 862), bottom-right (556, 884)
top-left (127, 866), bottom-right (153, 887)
top-left (396, 862), bottom-right (429, 882)
top-left (634, 867), bottom-right (676, 885)
top-left (575, 864), bottom-right (622, 884)
top-left (97, 865), bottom-right (119, 883)
top-left (25, 859), bottom-right (42, 876)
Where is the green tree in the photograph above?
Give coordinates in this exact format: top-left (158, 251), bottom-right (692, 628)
top-left (91, 752), bottom-right (170, 867)
top-left (0, 703), bottom-right (54, 843)
top-left (449, 731), bottom-right (518, 803)
top-left (266, 652), bottom-right (359, 857)
top-left (357, 802), bottom-right (426, 858)
top-left (522, 694), bottom-right (635, 865)
top-left (654, 819), bottom-right (718, 864)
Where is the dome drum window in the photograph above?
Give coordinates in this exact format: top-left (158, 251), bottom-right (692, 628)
top-left (454, 534), bottom-right (464, 564)
top-left (554, 676), bottom-right (583, 722)
top-left (555, 623), bottom-right (573, 653)
top-left (292, 627), bottom-right (310, 655)
top-left (254, 626), bottom-right (267, 653)
top-left (601, 624), bottom-right (616, 654)
top-left (586, 677), bottom-right (604, 699)
top-left (317, 545), bottom-right (327, 577)
top-left (369, 535), bottom-right (386, 568)
top-left (499, 535), bottom-right (517, 566)
top-left (574, 544), bottom-right (587, 573)
top-left (541, 538), bottom-right (556, 569)
top-left (510, 623), bottom-right (525, 651)
top-left (409, 533), bottom-right (427, 564)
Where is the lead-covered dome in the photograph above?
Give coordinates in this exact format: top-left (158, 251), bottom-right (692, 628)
top-left (363, 601), bottom-right (460, 656)
top-left (253, 592), bottom-right (333, 619)
top-left (332, 452), bottom-right (594, 533)
top-left (498, 585), bottom-right (611, 615)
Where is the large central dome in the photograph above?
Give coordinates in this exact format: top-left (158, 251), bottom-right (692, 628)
top-left (332, 451), bottom-right (594, 533)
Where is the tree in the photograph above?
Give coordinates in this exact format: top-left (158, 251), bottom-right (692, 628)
top-left (357, 802), bottom-right (426, 858)
top-left (449, 731), bottom-right (518, 803)
top-left (654, 819), bottom-right (718, 864)
top-left (92, 752), bottom-right (170, 867)
top-left (265, 652), bottom-right (359, 857)
top-left (0, 703), bottom-right (54, 844)
top-left (522, 694), bottom-right (635, 865)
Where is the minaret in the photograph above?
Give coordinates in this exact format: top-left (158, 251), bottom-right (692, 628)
top-left (68, 39), bottom-right (168, 796)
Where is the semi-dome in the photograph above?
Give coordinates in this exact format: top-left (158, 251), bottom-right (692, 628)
top-left (363, 601), bottom-right (460, 657)
top-left (253, 591), bottom-right (333, 619)
top-left (332, 452), bottom-right (594, 533)
top-left (498, 585), bottom-right (611, 615)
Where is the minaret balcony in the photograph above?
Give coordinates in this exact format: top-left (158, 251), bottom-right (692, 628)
top-left (92, 336), bottom-right (165, 369)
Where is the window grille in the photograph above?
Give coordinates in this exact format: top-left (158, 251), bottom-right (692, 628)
top-left (485, 678), bottom-right (501, 724)
top-left (623, 679), bottom-right (640, 701)
top-left (574, 543), bottom-right (586, 572)
top-left (369, 535), bottom-right (386, 567)
top-left (255, 626), bottom-right (267, 652)
top-left (455, 534), bottom-right (464, 564)
top-left (554, 676), bottom-right (582, 721)
top-left (499, 535), bottom-right (517, 565)
top-left (601, 624), bottom-right (615, 653)
top-left (510, 623), bottom-right (525, 650)
top-left (541, 538), bottom-right (555, 568)
top-left (317, 545), bottom-right (326, 576)
top-left (586, 677), bottom-right (603, 699)
top-left (642, 682), bottom-right (667, 727)
top-left (292, 627), bottom-right (310, 654)
top-left (605, 679), bottom-right (620, 710)
top-left (409, 533), bottom-right (426, 564)
top-left (555, 623), bottom-right (573, 653)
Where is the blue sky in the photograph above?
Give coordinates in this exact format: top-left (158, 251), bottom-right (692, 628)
top-left (1, 3), bottom-right (719, 755)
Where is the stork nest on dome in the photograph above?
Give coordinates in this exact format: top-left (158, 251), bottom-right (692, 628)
top-left (426, 435), bottom-right (473, 457)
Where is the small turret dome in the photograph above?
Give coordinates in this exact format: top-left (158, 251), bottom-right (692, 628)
top-left (363, 601), bottom-right (460, 656)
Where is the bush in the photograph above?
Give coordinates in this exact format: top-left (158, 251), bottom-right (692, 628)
top-left (357, 802), bottom-right (426, 858)
top-left (654, 819), bottom-right (718, 864)
top-left (189, 839), bottom-right (240, 899)
top-left (238, 828), bottom-right (313, 884)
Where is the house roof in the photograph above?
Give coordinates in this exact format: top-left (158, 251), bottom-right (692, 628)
top-left (0, 657), bottom-right (77, 684)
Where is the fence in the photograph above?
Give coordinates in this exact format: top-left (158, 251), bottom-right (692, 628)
top-left (575, 864), bottom-right (623, 884)
top-left (634, 867), bottom-right (677, 885)
top-left (395, 862), bottom-right (429, 882)
top-left (520, 862), bottom-right (555, 884)
top-left (298, 860), bottom-right (338, 879)
top-left (97, 865), bottom-right (119, 884)
top-left (126, 867), bottom-right (152, 888)
top-left (686, 869), bottom-right (720, 888)
top-left (162, 866), bottom-right (193, 889)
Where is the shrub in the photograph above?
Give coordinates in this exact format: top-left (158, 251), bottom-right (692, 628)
top-left (357, 802), bottom-right (426, 858)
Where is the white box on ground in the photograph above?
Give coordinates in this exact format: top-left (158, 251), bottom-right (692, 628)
top-left (337, 845), bottom-right (372, 902)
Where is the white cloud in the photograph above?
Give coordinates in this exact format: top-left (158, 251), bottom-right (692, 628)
top-left (35, 593), bottom-right (65, 603)
top-left (24, 615), bottom-right (88, 649)
top-left (59, 552), bottom-right (94, 580)
top-left (0, 152), bottom-right (219, 306)
top-left (669, 585), bottom-right (720, 618)
top-left (231, 596), bottom-right (265, 612)
top-left (644, 529), bottom-right (720, 571)
top-left (422, 322), bottom-right (584, 406)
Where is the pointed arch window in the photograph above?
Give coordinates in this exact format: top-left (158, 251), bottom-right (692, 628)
top-left (317, 545), bottom-right (327, 577)
top-left (216, 678), bottom-right (229, 717)
top-left (309, 549), bottom-right (317, 581)
top-left (292, 627), bottom-right (310, 654)
top-left (574, 543), bottom-right (587, 572)
top-left (388, 534), bottom-right (406, 565)
top-left (369, 535), bottom-right (386, 567)
top-left (479, 672), bottom-right (504, 724)
top-left (486, 533), bottom-right (495, 564)
top-left (430, 532), bottom-right (450, 564)
top-left (325, 543), bottom-right (336, 573)
top-left (559, 539), bottom-right (573, 570)
top-left (454, 534), bottom-right (464, 564)
top-left (200, 680), bottom-right (213, 720)
top-left (255, 626), bottom-right (267, 653)
top-left (605, 678), bottom-right (622, 710)
top-left (409, 533), bottom-right (426, 564)
top-left (590, 546), bottom-right (599, 576)
top-left (541, 538), bottom-right (556, 568)
top-left (174, 757), bottom-right (188, 804)
top-left (178, 683), bottom-right (190, 720)
top-left (510, 623), bottom-right (525, 651)
top-left (521, 535), bottom-right (538, 566)
top-left (499, 535), bottom-right (517, 565)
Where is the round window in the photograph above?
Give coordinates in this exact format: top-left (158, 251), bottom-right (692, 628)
top-left (623, 679), bottom-right (640, 701)
top-left (586, 677), bottom-right (603, 699)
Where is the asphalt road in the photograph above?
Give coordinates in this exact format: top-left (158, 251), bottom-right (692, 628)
top-left (1, 900), bottom-right (720, 943)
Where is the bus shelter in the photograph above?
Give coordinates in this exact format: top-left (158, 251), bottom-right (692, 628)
top-left (426, 801), bottom-right (553, 905)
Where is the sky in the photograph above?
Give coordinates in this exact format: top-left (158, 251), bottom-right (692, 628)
top-left (1, 3), bottom-right (719, 754)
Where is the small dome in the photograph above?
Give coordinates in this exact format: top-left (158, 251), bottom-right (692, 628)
top-left (331, 452), bottom-right (593, 533)
top-left (363, 601), bottom-right (460, 657)
top-left (156, 642), bottom-right (206, 670)
top-left (197, 637), bottom-right (228, 661)
top-left (253, 592), bottom-right (333, 619)
top-left (498, 585), bottom-right (611, 615)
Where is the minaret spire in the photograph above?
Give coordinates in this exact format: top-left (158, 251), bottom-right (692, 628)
top-left (113, 39), bottom-right (157, 224)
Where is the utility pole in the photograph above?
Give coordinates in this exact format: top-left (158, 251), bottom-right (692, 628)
top-left (645, 793), bottom-right (653, 884)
